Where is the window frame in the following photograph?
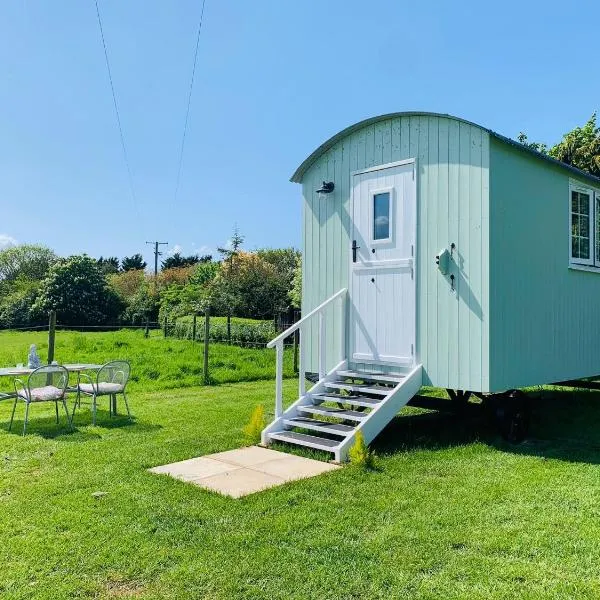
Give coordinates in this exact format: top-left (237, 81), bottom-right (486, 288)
top-left (569, 183), bottom-right (597, 268)
top-left (369, 186), bottom-right (394, 246)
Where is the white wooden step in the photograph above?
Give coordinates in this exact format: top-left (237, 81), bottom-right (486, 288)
top-left (312, 393), bottom-right (382, 409)
top-left (325, 382), bottom-right (391, 396)
top-left (284, 417), bottom-right (353, 436)
top-left (298, 405), bottom-right (366, 422)
top-left (336, 370), bottom-right (405, 384)
top-left (269, 431), bottom-right (340, 452)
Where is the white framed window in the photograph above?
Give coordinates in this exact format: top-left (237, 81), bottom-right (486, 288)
top-left (370, 187), bottom-right (394, 245)
top-left (569, 183), bottom-right (600, 269)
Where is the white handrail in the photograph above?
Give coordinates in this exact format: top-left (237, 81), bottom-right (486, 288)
top-left (268, 288), bottom-right (347, 418)
top-left (267, 288), bottom-right (347, 349)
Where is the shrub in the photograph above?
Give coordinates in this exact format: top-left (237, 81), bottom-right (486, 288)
top-left (348, 431), bottom-right (375, 469)
top-left (242, 404), bottom-right (266, 445)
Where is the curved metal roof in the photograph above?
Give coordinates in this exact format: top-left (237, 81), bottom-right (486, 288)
top-left (290, 111), bottom-right (600, 185)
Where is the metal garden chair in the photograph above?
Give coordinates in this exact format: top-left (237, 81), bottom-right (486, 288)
top-left (72, 360), bottom-right (132, 425)
top-left (10, 365), bottom-right (72, 435)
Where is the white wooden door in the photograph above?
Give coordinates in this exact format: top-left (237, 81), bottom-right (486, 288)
top-left (349, 161), bottom-right (416, 366)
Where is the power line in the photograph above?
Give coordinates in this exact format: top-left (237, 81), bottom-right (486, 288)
top-left (173, 0), bottom-right (207, 204)
top-left (94, 0), bottom-right (138, 213)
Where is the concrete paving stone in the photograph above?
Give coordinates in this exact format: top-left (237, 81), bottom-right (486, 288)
top-left (149, 456), bottom-right (240, 480)
top-left (197, 467), bottom-right (285, 498)
top-left (253, 455), bottom-right (340, 481)
top-left (209, 446), bottom-right (289, 467)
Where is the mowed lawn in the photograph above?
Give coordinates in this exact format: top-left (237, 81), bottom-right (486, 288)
top-left (1, 332), bottom-right (600, 597)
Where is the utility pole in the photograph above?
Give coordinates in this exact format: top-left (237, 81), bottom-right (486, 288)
top-left (146, 241), bottom-right (169, 277)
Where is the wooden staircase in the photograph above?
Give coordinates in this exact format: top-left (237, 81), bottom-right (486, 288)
top-left (262, 363), bottom-right (422, 462)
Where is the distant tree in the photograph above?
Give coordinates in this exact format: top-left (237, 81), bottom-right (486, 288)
top-left (211, 251), bottom-right (289, 319)
top-left (161, 253), bottom-right (200, 270)
top-left (289, 255), bottom-right (301, 309)
top-left (33, 255), bottom-right (124, 325)
top-left (548, 113), bottom-right (600, 177)
top-left (97, 256), bottom-right (120, 275)
top-left (0, 244), bottom-right (57, 282)
top-left (121, 253), bottom-right (147, 272)
top-left (217, 227), bottom-right (245, 271)
top-left (516, 132), bottom-right (548, 155)
top-left (198, 254), bottom-right (213, 263)
top-left (517, 114), bottom-right (600, 177)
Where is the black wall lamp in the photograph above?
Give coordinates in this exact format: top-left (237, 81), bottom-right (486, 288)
top-left (316, 181), bottom-right (335, 194)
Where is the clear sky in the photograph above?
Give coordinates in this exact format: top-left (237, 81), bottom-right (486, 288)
top-left (1, 0), bottom-right (598, 265)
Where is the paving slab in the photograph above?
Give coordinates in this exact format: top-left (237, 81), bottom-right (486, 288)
top-left (149, 446), bottom-right (340, 498)
top-left (253, 455), bottom-right (338, 482)
top-left (149, 456), bottom-right (240, 480)
top-left (209, 446), bottom-right (289, 467)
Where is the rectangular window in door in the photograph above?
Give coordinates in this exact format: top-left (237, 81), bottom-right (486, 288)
top-left (371, 188), bottom-right (393, 244)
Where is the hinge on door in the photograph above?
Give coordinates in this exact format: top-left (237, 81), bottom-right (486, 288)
top-left (412, 165), bottom-right (415, 180)
top-left (411, 244), bottom-right (414, 257)
top-left (411, 344), bottom-right (414, 356)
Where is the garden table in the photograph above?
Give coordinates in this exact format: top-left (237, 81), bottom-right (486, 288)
top-left (0, 364), bottom-right (104, 402)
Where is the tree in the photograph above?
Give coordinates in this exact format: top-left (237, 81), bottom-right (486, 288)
top-left (516, 133), bottom-right (548, 155)
top-left (161, 253), bottom-right (201, 270)
top-left (548, 113), bottom-right (600, 177)
top-left (33, 255), bottom-right (124, 325)
top-left (121, 253), bottom-right (147, 272)
top-left (210, 251), bottom-right (289, 319)
top-left (217, 227), bottom-right (245, 271)
top-left (289, 254), bottom-right (301, 309)
top-left (97, 256), bottom-right (120, 275)
top-left (0, 244), bottom-right (57, 282)
top-left (517, 114), bottom-right (600, 177)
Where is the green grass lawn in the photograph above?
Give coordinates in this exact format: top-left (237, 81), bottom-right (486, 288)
top-left (0, 329), bottom-right (294, 393)
top-left (2, 331), bottom-right (600, 598)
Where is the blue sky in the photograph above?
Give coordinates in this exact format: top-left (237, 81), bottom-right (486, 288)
top-left (1, 0), bottom-right (598, 265)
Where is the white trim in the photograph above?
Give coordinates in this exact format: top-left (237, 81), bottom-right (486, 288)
top-left (568, 263), bottom-right (600, 274)
top-left (351, 157), bottom-right (415, 177)
top-left (352, 258), bottom-right (413, 271)
top-left (369, 186), bottom-right (394, 246)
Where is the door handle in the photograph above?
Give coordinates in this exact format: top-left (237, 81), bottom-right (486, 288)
top-left (352, 240), bottom-right (360, 263)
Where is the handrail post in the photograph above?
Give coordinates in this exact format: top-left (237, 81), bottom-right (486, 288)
top-left (275, 340), bottom-right (284, 418)
top-left (340, 292), bottom-right (346, 363)
top-left (298, 324), bottom-right (305, 398)
top-left (319, 312), bottom-right (326, 380)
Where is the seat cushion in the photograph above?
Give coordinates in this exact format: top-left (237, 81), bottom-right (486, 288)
top-left (18, 385), bottom-right (64, 402)
top-left (78, 382), bottom-right (124, 395)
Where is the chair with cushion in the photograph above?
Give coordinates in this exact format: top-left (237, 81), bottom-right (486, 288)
top-left (73, 360), bottom-right (132, 425)
top-left (10, 365), bottom-right (72, 435)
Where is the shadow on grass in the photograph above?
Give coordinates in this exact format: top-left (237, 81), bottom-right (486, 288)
top-left (3, 410), bottom-right (160, 440)
top-left (372, 388), bottom-right (600, 465)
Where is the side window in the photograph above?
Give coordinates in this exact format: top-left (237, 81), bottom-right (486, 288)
top-left (570, 188), bottom-right (593, 265)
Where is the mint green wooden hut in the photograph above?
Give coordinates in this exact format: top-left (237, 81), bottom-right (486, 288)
top-left (262, 112), bottom-right (600, 461)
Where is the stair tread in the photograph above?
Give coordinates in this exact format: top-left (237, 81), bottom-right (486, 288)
top-left (284, 417), bottom-right (354, 434)
top-left (269, 431), bottom-right (340, 449)
top-left (298, 405), bottom-right (366, 422)
top-left (325, 382), bottom-right (391, 395)
top-left (312, 393), bottom-right (381, 407)
top-left (336, 370), bottom-right (405, 384)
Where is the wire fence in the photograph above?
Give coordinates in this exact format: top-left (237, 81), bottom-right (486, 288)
top-left (0, 310), bottom-right (301, 350)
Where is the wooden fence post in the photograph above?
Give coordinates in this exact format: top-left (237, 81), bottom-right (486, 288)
top-left (227, 312), bottom-right (231, 345)
top-left (47, 310), bottom-right (56, 365)
top-left (144, 317), bottom-right (150, 338)
top-left (203, 307), bottom-right (210, 384)
top-left (192, 314), bottom-right (197, 342)
top-left (163, 316), bottom-right (168, 338)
